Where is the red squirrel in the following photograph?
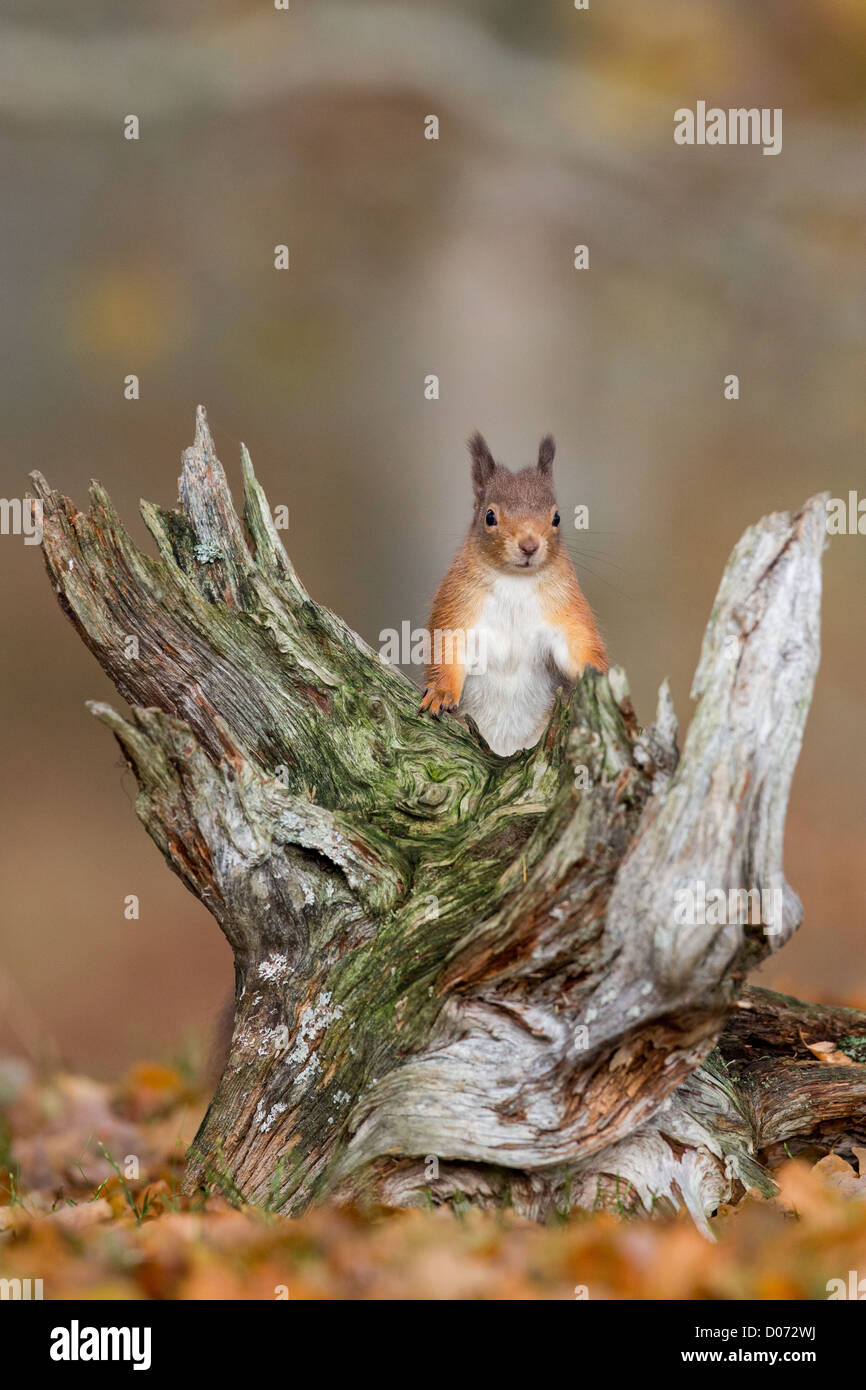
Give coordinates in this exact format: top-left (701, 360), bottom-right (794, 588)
top-left (420, 432), bottom-right (607, 756)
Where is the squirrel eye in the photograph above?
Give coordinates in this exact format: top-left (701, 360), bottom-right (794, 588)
top-left (552, 511), bottom-right (561, 527)
top-left (485, 508), bottom-right (497, 527)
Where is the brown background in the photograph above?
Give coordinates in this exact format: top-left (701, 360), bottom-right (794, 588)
top-left (0, 0), bottom-right (864, 1075)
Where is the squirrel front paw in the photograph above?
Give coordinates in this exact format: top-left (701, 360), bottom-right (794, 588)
top-left (419, 683), bottom-right (458, 716)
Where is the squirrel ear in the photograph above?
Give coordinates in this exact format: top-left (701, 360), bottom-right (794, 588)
top-left (537, 435), bottom-right (556, 475)
top-left (468, 431), bottom-right (496, 501)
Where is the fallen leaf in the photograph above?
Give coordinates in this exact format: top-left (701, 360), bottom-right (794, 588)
top-left (812, 1152), bottom-right (866, 1200)
top-left (802, 1038), bottom-right (855, 1065)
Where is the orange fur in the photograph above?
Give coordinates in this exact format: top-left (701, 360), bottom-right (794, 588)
top-left (420, 433), bottom-right (607, 741)
top-left (539, 550), bottom-right (608, 677)
top-left (419, 548), bottom-right (482, 713)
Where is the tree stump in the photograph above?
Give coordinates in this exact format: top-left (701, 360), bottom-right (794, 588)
top-left (33, 409), bottom-right (866, 1228)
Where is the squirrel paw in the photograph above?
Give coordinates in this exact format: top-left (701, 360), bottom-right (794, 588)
top-left (419, 685), bottom-right (457, 717)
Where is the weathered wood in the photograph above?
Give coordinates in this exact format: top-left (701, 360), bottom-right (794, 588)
top-left (33, 408), bottom-right (859, 1224)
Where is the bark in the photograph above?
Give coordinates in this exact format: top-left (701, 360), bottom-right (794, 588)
top-left (32, 408), bottom-right (865, 1228)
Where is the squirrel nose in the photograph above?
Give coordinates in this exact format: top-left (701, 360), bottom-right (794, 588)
top-left (518, 537), bottom-right (539, 556)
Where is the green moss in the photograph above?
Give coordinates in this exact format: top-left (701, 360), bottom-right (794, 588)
top-left (839, 1033), bottom-right (866, 1063)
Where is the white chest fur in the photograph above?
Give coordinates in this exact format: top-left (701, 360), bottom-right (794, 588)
top-left (460, 572), bottom-right (570, 756)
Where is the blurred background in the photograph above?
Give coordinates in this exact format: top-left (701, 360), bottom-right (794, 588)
top-left (0, 0), bottom-right (864, 1076)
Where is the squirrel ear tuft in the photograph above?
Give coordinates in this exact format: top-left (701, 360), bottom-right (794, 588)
top-left (537, 435), bottom-right (556, 475)
top-left (468, 431), bottom-right (496, 500)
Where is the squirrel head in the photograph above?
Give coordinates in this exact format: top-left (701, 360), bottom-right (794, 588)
top-left (468, 432), bottom-right (561, 573)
